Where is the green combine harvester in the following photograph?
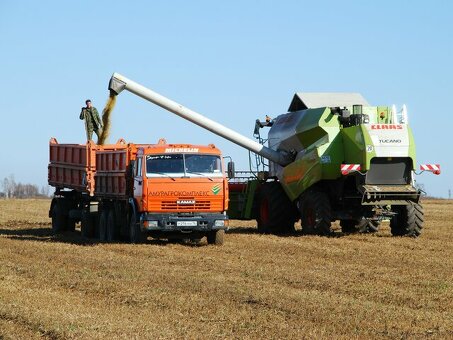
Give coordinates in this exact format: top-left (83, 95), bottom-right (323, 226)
top-left (108, 73), bottom-right (440, 237)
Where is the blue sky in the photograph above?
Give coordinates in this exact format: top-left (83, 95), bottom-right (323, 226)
top-left (0, 0), bottom-right (451, 197)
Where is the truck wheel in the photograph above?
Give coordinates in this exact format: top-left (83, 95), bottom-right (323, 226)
top-left (99, 209), bottom-right (109, 241)
top-left (390, 203), bottom-right (423, 237)
top-left (207, 229), bottom-right (224, 245)
top-left (129, 213), bottom-right (146, 244)
top-left (256, 182), bottom-right (296, 234)
top-left (106, 209), bottom-right (119, 242)
top-left (51, 201), bottom-right (67, 233)
top-left (66, 218), bottom-right (76, 232)
top-left (299, 190), bottom-right (332, 235)
top-left (81, 210), bottom-right (94, 238)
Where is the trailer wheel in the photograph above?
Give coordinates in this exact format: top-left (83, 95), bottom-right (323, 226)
top-left (299, 190), bottom-right (332, 235)
top-left (390, 202), bottom-right (423, 237)
top-left (99, 209), bottom-right (109, 241)
top-left (66, 218), bottom-right (76, 232)
top-left (106, 209), bottom-right (119, 242)
top-left (81, 210), bottom-right (94, 238)
top-left (256, 182), bottom-right (296, 234)
top-left (207, 229), bottom-right (224, 245)
top-left (129, 213), bottom-right (146, 244)
top-left (51, 201), bottom-right (67, 233)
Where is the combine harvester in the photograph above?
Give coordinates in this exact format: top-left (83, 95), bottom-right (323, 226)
top-left (108, 73), bottom-right (440, 237)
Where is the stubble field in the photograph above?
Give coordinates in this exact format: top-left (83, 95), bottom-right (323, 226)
top-left (0, 199), bottom-right (452, 339)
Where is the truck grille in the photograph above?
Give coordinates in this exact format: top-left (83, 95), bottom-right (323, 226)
top-left (161, 199), bottom-right (211, 211)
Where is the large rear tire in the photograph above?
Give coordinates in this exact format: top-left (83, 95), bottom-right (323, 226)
top-left (299, 190), bottom-right (332, 235)
top-left (99, 209), bottom-right (109, 241)
top-left (207, 229), bottom-right (225, 246)
top-left (256, 182), bottom-right (297, 234)
top-left (390, 202), bottom-right (423, 237)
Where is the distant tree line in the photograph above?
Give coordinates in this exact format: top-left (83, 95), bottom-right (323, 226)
top-left (1, 174), bottom-right (50, 199)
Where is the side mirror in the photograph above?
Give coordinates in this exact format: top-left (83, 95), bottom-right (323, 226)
top-left (227, 161), bottom-right (235, 179)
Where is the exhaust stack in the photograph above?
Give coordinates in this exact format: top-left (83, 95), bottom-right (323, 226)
top-left (108, 73), bottom-right (291, 166)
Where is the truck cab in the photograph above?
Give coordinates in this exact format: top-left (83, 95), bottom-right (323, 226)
top-left (131, 143), bottom-right (229, 244)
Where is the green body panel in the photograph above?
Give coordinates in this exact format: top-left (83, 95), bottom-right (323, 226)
top-left (269, 105), bottom-right (418, 202)
top-left (341, 125), bottom-right (376, 170)
top-left (227, 179), bottom-right (259, 219)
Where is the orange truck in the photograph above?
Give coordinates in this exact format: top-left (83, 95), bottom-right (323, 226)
top-left (48, 137), bottom-right (229, 245)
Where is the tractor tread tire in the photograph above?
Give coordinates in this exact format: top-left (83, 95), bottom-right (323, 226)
top-left (300, 190), bottom-right (332, 236)
top-left (390, 202), bottom-right (423, 237)
top-left (256, 182), bottom-right (297, 234)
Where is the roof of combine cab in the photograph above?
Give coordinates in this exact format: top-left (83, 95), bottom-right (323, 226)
top-left (288, 92), bottom-right (369, 112)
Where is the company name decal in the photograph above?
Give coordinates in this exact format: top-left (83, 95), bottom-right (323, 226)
top-left (379, 139), bottom-right (402, 144)
top-left (165, 148), bottom-right (199, 153)
top-left (150, 190), bottom-right (209, 196)
top-left (370, 124), bottom-right (403, 130)
top-left (177, 200), bottom-right (196, 205)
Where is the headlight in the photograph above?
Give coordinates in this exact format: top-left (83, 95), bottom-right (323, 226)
top-left (214, 220), bottom-right (225, 227)
top-left (144, 220), bottom-right (158, 228)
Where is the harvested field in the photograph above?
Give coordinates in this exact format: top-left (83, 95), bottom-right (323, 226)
top-left (0, 199), bottom-right (452, 339)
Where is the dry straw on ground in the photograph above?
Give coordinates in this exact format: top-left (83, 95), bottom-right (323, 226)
top-left (0, 199), bottom-right (452, 339)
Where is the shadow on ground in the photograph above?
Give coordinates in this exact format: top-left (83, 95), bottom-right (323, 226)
top-left (0, 223), bottom-right (211, 247)
top-left (226, 225), bottom-right (350, 238)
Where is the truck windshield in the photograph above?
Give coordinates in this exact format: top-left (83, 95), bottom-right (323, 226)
top-left (146, 154), bottom-right (222, 177)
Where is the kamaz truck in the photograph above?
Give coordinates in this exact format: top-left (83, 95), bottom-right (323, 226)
top-left (107, 73), bottom-right (440, 237)
top-left (48, 138), bottom-right (228, 245)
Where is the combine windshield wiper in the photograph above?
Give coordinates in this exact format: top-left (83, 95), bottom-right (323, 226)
top-left (185, 171), bottom-right (213, 181)
top-left (148, 172), bottom-right (176, 181)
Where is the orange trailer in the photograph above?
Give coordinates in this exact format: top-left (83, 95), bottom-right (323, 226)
top-left (48, 138), bottom-right (228, 245)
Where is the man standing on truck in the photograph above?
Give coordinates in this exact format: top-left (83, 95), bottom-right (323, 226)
top-left (79, 99), bottom-right (102, 141)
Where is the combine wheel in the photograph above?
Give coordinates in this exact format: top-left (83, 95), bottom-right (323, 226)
top-left (106, 209), bottom-right (119, 242)
top-left (129, 213), bottom-right (146, 244)
top-left (390, 202), bottom-right (423, 237)
top-left (299, 190), bottom-right (332, 235)
top-left (256, 182), bottom-right (297, 234)
top-left (81, 210), bottom-right (95, 238)
top-left (207, 229), bottom-right (225, 246)
top-left (99, 209), bottom-right (109, 241)
top-left (340, 220), bottom-right (357, 233)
